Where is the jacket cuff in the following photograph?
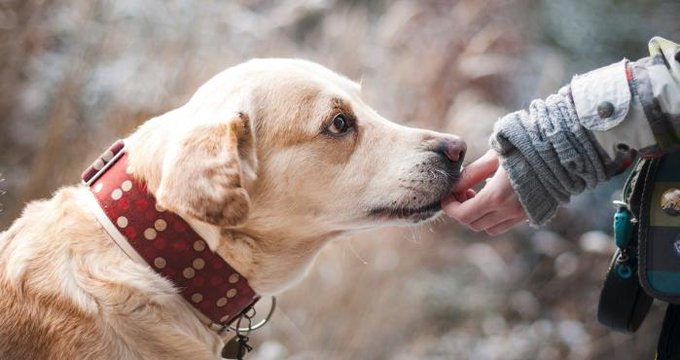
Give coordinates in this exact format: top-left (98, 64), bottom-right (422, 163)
top-left (571, 59), bottom-right (657, 158)
top-left (499, 149), bottom-right (559, 226)
top-left (571, 59), bottom-right (631, 132)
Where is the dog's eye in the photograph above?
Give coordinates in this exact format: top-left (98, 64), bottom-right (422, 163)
top-left (327, 114), bottom-right (352, 135)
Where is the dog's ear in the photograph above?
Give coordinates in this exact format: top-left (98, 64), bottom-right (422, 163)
top-left (156, 113), bottom-right (255, 227)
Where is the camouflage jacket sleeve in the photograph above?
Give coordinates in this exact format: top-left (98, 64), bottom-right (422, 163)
top-left (571, 37), bottom-right (680, 158)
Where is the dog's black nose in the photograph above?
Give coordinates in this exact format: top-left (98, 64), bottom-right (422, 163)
top-left (439, 136), bottom-right (467, 163)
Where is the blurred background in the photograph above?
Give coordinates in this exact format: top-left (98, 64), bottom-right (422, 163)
top-left (1, 0), bottom-right (680, 359)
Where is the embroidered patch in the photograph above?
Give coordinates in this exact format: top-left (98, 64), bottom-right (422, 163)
top-left (673, 237), bottom-right (680, 258)
top-left (661, 188), bottom-right (680, 216)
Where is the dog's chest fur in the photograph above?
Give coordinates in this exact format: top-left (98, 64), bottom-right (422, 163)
top-left (0, 187), bottom-right (224, 360)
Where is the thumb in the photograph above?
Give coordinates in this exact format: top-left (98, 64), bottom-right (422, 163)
top-left (452, 149), bottom-right (499, 192)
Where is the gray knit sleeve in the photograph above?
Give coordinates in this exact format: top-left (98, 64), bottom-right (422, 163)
top-left (490, 86), bottom-right (613, 225)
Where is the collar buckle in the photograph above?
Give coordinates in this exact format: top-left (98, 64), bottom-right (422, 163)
top-left (228, 296), bottom-right (276, 333)
top-left (81, 140), bottom-right (126, 186)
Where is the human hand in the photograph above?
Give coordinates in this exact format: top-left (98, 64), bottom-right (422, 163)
top-left (442, 150), bottom-right (528, 236)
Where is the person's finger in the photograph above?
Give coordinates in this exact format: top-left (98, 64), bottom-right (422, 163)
top-left (449, 189), bottom-right (476, 202)
top-left (451, 192), bottom-right (466, 203)
top-left (442, 199), bottom-right (489, 224)
top-left (465, 189), bottom-right (476, 200)
top-left (442, 191), bottom-right (494, 225)
top-left (468, 211), bottom-right (514, 232)
top-left (441, 199), bottom-right (463, 219)
top-left (442, 189), bottom-right (476, 207)
top-left (452, 149), bottom-right (499, 192)
top-left (485, 217), bottom-right (527, 236)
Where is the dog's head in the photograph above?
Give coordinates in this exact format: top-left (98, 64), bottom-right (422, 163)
top-left (132, 59), bottom-right (466, 232)
top-left (126, 59), bottom-right (465, 291)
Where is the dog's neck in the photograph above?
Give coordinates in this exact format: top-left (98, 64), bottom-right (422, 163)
top-left (83, 145), bottom-right (264, 327)
top-left (187, 218), bottom-right (336, 295)
top-left (124, 123), bottom-right (337, 296)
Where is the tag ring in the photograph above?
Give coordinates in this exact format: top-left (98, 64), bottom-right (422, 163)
top-left (229, 296), bottom-right (276, 333)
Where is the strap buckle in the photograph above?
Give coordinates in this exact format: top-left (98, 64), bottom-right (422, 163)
top-left (81, 140), bottom-right (126, 186)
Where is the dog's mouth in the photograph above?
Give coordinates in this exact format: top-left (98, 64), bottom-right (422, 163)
top-left (366, 158), bottom-right (460, 223)
top-left (368, 200), bottom-right (442, 222)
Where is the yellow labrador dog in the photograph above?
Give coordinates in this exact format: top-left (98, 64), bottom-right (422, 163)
top-left (0, 59), bottom-right (465, 359)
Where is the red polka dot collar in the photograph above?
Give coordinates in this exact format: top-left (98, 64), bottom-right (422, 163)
top-left (82, 140), bottom-right (259, 330)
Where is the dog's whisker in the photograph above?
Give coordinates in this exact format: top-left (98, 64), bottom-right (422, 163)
top-left (346, 239), bottom-right (368, 265)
